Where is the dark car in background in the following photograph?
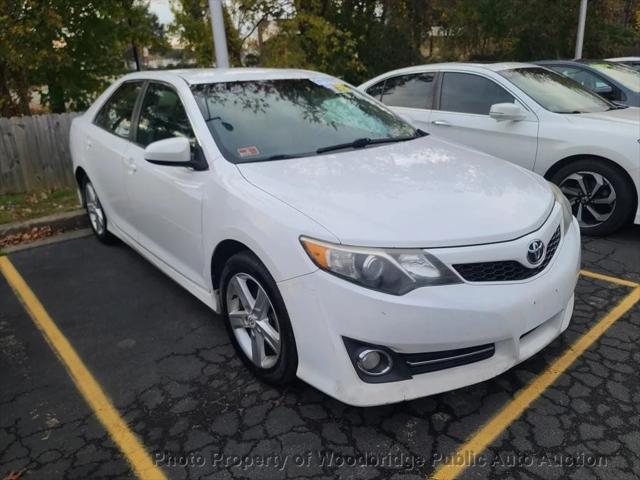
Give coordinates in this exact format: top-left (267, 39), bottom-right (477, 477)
top-left (536, 59), bottom-right (640, 107)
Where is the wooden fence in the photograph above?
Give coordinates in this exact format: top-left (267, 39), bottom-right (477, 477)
top-left (0, 112), bottom-right (81, 194)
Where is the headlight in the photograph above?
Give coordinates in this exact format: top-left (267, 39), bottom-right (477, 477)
top-left (550, 182), bottom-right (574, 232)
top-left (300, 237), bottom-right (461, 295)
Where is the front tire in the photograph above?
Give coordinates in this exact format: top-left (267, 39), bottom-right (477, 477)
top-left (550, 159), bottom-right (635, 236)
top-left (220, 251), bottom-right (298, 385)
top-left (83, 178), bottom-right (117, 244)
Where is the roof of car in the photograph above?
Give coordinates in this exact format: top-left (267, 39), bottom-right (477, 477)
top-left (358, 62), bottom-right (538, 88)
top-left (374, 62), bottom-right (534, 73)
top-left (121, 68), bottom-right (329, 85)
top-left (536, 59), bottom-right (618, 65)
top-left (606, 56), bottom-right (640, 62)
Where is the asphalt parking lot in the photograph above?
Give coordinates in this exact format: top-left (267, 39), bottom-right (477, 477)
top-left (1, 226), bottom-right (639, 480)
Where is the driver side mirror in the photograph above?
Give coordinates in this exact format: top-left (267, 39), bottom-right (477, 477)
top-left (489, 103), bottom-right (527, 122)
top-left (144, 137), bottom-right (208, 171)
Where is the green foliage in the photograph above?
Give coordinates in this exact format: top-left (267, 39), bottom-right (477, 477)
top-left (260, 13), bottom-right (366, 83)
top-left (169, 0), bottom-right (242, 66)
top-left (235, 0), bottom-right (639, 83)
top-left (0, 0), bottom-right (168, 115)
top-left (1, 0), bottom-right (638, 116)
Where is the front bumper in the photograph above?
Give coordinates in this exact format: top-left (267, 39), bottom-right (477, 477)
top-left (279, 214), bottom-right (581, 407)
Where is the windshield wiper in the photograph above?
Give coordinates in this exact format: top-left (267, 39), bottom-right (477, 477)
top-left (316, 130), bottom-right (427, 154)
top-left (265, 153), bottom-right (309, 160)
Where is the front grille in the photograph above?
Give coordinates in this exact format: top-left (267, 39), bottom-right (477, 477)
top-left (453, 226), bottom-right (561, 282)
top-left (405, 343), bottom-right (495, 375)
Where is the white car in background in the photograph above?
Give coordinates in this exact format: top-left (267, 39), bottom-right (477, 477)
top-left (360, 63), bottom-right (640, 235)
top-left (70, 68), bottom-right (580, 406)
top-left (607, 57), bottom-right (640, 71)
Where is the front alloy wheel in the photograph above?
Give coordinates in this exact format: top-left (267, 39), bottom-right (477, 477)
top-left (220, 251), bottom-right (297, 385)
top-left (551, 158), bottom-right (635, 236)
top-left (226, 273), bottom-right (282, 369)
top-left (559, 171), bottom-right (616, 228)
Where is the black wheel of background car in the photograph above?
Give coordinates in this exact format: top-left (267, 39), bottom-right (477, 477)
top-left (550, 159), bottom-right (636, 236)
top-left (220, 251), bottom-right (298, 385)
top-left (83, 178), bottom-right (117, 244)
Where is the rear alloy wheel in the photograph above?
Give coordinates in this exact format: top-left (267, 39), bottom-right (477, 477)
top-left (221, 251), bottom-right (297, 385)
top-left (551, 159), bottom-right (635, 236)
top-left (83, 179), bottom-right (116, 244)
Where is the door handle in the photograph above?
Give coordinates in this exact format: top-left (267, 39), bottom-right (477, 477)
top-left (85, 139), bottom-right (92, 149)
top-left (125, 157), bottom-right (137, 174)
top-left (431, 120), bottom-right (451, 127)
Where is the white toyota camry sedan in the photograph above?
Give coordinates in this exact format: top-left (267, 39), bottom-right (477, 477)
top-left (360, 63), bottom-right (640, 236)
top-left (70, 68), bottom-right (581, 406)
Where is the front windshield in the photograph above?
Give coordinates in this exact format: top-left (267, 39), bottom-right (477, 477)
top-left (192, 78), bottom-right (418, 163)
top-left (587, 62), bottom-right (640, 92)
top-left (500, 67), bottom-right (613, 114)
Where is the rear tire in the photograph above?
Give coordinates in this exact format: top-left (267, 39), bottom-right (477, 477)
top-left (220, 251), bottom-right (298, 385)
top-left (550, 159), bottom-right (635, 236)
top-left (82, 178), bottom-right (117, 244)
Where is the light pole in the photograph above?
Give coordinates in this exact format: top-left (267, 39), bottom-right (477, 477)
top-left (574, 0), bottom-right (588, 59)
top-left (208, 0), bottom-right (230, 68)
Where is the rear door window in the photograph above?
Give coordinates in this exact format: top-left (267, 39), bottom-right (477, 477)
top-left (365, 81), bottom-right (386, 101)
top-left (94, 82), bottom-right (143, 139)
top-left (379, 73), bottom-right (436, 109)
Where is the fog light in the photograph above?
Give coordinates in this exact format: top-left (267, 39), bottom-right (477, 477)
top-left (357, 349), bottom-right (393, 376)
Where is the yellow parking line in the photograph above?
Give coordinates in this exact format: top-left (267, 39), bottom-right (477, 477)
top-left (580, 269), bottom-right (639, 288)
top-left (431, 282), bottom-right (640, 480)
top-left (0, 257), bottom-right (167, 480)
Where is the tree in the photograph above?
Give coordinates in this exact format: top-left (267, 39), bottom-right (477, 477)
top-left (170, 0), bottom-right (242, 66)
top-left (0, 0), bottom-right (168, 115)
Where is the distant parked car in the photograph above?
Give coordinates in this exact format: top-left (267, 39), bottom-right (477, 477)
top-left (536, 60), bottom-right (640, 107)
top-left (359, 62), bottom-right (640, 235)
top-left (606, 57), bottom-right (640, 71)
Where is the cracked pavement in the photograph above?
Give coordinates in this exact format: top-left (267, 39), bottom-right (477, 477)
top-left (1, 225), bottom-right (639, 479)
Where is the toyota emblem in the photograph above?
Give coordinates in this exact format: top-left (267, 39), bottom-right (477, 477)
top-left (527, 239), bottom-right (545, 265)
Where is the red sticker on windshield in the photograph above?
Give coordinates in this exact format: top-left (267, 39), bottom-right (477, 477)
top-left (237, 146), bottom-right (259, 157)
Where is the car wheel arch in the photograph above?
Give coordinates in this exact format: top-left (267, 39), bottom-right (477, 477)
top-left (210, 239), bottom-right (256, 293)
top-left (75, 167), bottom-right (89, 206)
top-left (545, 154), bottom-right (637, 198)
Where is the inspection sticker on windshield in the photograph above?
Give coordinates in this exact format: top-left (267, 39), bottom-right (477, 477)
top-left (238, 146), bottom-right (259, 157)
top-left (311, 77), bottom-right (351, 93)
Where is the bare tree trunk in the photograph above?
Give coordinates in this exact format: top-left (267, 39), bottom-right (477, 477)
top-left (0, 63), bottom-right (15, 117)
top-left (15, 70), bottom-right (31, 115)
top-left (48, 82), bottom-right (66, 114)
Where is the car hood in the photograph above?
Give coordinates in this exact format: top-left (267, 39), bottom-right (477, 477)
top-left (570, 106), bottom-right (640, 126)
top-left (237, 137), bottom-right (554, 247)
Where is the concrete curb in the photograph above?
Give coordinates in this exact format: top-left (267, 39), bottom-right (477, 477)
top-left (0, 209), bottom-right (87, 238)
top-left (2, 228), bottom-right (93, 254)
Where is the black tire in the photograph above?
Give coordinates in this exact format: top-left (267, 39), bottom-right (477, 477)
top-left (550, 159), bottom-right (636, 236)
top-left (82, 178), bottom-right (117, 244)
top-left (220, 251), bottom-right (298, 385)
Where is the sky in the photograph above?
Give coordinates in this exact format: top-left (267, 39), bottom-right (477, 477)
top-left (148, 0), bottom-right (174, 25)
